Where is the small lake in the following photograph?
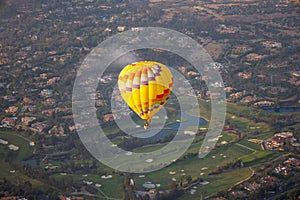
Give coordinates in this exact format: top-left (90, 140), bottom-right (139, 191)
top-left (263, 107), bottom-right (300, 113)
top-left (21, 158), bottom-right (39, 166)
top-left (130, 113), bottom-right (208, 141)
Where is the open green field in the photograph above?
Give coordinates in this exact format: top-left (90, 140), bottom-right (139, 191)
top-left (0, 160), bottom-right (50, 190)
top-left (0, 160), bottom-right (49, 189)
top-left (226, 103), bottom-right (260, 119)
top-left (133, 132), bottom-right (237, 154)
top-left (179, 167), bottom-right (253, 200)
top-left (50, 173), bottom-right (124, 199)
top-left (241, 151), bottom-right (281, 166)
top-left (132, 130), bottom-right (280, 197)
top-left (0, 129), bottom-right (35, 162)
top-left (255, 132), bottom-right (275, 140)
top-left (133, 141), bottom-right (254, 190)
top-left (217, 133), bottom-right (238, 143)
top-left (0, 129), bottom-right (52, 190)
top-left (186, 99), bottom-right (272, 136)
top-left (227, 114), bottom-right (270, 133)
top-left (238, 139), bottom-right (262, 151)
top-left (0, 129), bottom-right (126, 198)
top-left (133, 143), bottom-right (167, 153)
top-left (196, 100), bottom-right (270, 130)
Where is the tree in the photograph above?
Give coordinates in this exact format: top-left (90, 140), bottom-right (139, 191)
top-left (179, 175), bottom-right (183, 188)
top-left (186, 175), bottom-right (192, 184)
top-left (143, 194), bottom-right (150, 200)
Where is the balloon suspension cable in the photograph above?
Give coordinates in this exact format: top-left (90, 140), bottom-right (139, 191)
top-left (143, 119), bottom-right (151, 129)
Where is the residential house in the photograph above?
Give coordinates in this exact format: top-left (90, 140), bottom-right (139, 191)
top-left (68, 125), bottom-right (76, 132)
top-left (55, 107), bottom-right (71, 113)
top-left (21, 116), bottom-right (36, 125)
top-left (48, 125), bottom-right (64, 135)
top-left (3, 95), bottom-right (16, 103)
top-left (275, 164), bottom-right (292, 176)
top-left (262, 41), bottom-right (282, 48)
top-left (40, 73), bottom-right (48, 79)
top-left (103, 114), bottom-right (116, 122)
top-left (117, 26), bottom-right (126, 32)
top-left (224, 87), bottom-right (234, 92)
top-left (284, 158), bottom-right (300, 169)
top-left (237, 72), bottom-right (252, 79)
top-left (22, 105), bottom-right (36, 112)
top-left (1, 117), bottom-right (16, 127)
top-left (264, 132), bottom-right (295, 150)
top-left (288, 77), bottom-right (300, 86)
top-left (246, 53), bottom-right (266, 61)
top-left (31, 122), bottom-right (48, 133)
top-left (187, 71), bottom-right (199, 76)
top-left (42, 109), bottom-right (54, 116)
top-left (241, 96), bottom-right (257, 103)
top-left (22, 97), bottom-right (34, 104)
top-left (41, 89), bottom-right (53, 97)
top-left (178, 66), bottom-right (187, 74)
top-left (254, 100), bottom-right (274, 107)
top-left (104, 28), bottom-right (112, 34)
top-left (59, 195), bottom-right (84, 200)
top-left (216, 24), bottom-right (239, 34)
top-left (206, 91), bottom-right (222, 98)
top-left (44, 98), bottom-right (56, 105)
top-left (230, 92), bottom-right (243, 99)
top-left (47, 77), bottom-right (60, 85)
top-left (5, 106), bottom-right (18, 114)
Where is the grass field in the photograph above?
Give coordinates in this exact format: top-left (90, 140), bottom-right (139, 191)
top-left (0, 160), bottom-right (49, 189)
top-left (0, 129), bottom-right (51, 190)
top-left (0, 99), bottom-right (286, 198)
top-left (179, 167), bottom-right (253, 199)
top-left (132, 130), bottom-right (280, 197)
top-left (255, 132), bottom-right (274, 140)
top-left (133, 141), bottom-right (255, 190)
top-left (217, 133), bottom-right (238, 144)
top-left (0, 130), bottom-right (124, 199)
top-left (241, 151), bottom-right (281, 166)
top-left (238, 139), bottom-right (262, 151)
top-left (133, 143), bottom-right (167, 153)
top-left (0, 129), bottom-right (34, 162)
top-left (50, 173), bottom-right (124, 199)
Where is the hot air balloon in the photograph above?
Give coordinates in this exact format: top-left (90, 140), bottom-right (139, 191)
top-left (118, 61), bottom-right (173, 129)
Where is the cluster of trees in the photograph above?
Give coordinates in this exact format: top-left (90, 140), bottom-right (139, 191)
top-left (59, 159), bottom-right (98, 174)
top-left (118, 135), bottom-right (162, 151)
top-left (209, 159), bottom-right (243, 175)
top-left (178, 152), bottom-right (198, 162)
top-left (18, 163), bottom-right (78, 194)
top-left (0, 178), bottom-right (59, 200)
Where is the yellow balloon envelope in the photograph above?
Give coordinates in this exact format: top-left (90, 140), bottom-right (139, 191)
top-left (118, 61), bottom-right (173, 129)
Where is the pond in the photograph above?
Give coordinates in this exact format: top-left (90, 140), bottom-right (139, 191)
top-left (263, 107), bottom-right (300, 113)
top-left (130, 112), bottom-right (208, 141)
top-left (21, 158), bottom-right (39, 166)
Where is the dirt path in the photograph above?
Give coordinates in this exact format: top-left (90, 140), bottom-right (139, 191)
top-left (236, 143), bottom-right (257, 153)
top-left (228, 167), bottom-right (254, 191)
top-left (193, 6), bottom-right (225, 21)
